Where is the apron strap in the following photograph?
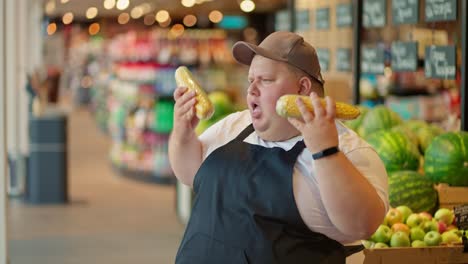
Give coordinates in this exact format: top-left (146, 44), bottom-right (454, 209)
top-left (235, 124), bottom-right (255, 141)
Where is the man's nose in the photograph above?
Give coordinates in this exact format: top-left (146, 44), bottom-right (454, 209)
top-left (248, 81), bottom-right (259, 96)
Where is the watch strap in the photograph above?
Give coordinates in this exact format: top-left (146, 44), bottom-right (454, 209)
top-left (312, 146), bottom-right (339, 160)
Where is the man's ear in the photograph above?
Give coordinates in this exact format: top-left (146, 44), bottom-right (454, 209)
top-left (298, 76), bottom-right (312, 96)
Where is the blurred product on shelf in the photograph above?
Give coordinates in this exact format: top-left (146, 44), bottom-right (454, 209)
top-left (67, 28), bottom-right (247, 184)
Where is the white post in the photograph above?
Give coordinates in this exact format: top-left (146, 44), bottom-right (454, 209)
top-left (0, 0), bottom-right (10, 262)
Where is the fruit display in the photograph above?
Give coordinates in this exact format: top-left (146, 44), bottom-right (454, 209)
top-left (358, 105), bottom-right (403, 138)
top-left (388, 171), bottom-right (438, 214)
top-left (344, 105), bottom-right (369, 133)
top-left (424, 131), bottom-right (468, 187)
top-left (363, 207), bottom-right (465, 248)
top-left (366, 130), bottom-right (421, 172)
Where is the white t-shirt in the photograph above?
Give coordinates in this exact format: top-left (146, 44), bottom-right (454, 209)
top-left (199, 110), bottom-right (389, 244)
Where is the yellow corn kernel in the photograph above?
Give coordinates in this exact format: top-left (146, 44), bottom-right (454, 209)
top-left (175, 66), bottom-right (214, 120)
top-left (276, 94), bottom-right (360, 120)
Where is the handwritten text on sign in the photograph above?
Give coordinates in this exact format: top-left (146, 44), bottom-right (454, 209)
top-left (425, 0), bottom-right (457, 22)
top-left (336, 4), bottom-right (353, 27)
top-left (391, 42), bottom-right (418, 71)
top-left (424, 46), bottom-right (456, 79)
top-left (361, 47), bottom-right (385, 74)
top-left (392, 0), bottom-right (419, 24)
top-left (363, 0), bottom-right (386, 28)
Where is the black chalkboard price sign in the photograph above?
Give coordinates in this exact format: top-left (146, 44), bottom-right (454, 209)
top-left (337, 49), bottom-right (352, 72)
top-left (425, 0), bottom-right (457, 22)
top-left (363, 0), bottom-right (387, 28)
top-left (454, 204), bottom-right (468, 230)
top-left (316, 8), bottom-right (330, 30)
top-left (361, 47), bottom-right (385, 74)
top-left (296, 9), bottom-right (310, 31)
top-left (316, 49), bottom-right (330, 71)
top-left (336, 3), bottom-right (353, 27)
top-left (424, 45), bottom-right (456, 79)
top-left (392, 0), bottom-right (419, 24)
top-left (391, 42), bottom-right (418, 72)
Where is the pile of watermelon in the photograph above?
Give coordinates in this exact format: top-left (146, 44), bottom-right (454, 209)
top-left (344, 104), bottom-right (468, 214)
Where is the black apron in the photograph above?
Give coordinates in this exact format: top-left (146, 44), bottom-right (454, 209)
top-left (176, 124), bottom-right (355, 264)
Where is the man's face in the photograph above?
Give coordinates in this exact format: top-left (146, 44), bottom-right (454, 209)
top-left (247, 55), bottom-right (301, 141)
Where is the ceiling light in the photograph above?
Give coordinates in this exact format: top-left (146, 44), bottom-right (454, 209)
top-left (61, 0), bottom-right (70, 3)
top-left (170, 24), bottom-right (185, 38)
top-left (116, 0), bottom-right (130, 10)
top-left (89, 23), bottom-right (100, 35)
top-left (45, 1), bottom-right (56, 15)
top-left (47, 23), bottom-right (57, 35)
top-left (118, 12), bottom-right (130, 24)
top-left (181, 0), bottom-right (195, 7)
top-left (62, 12), bottom-right (74, 24)
top-left (209, 10), bottom-right (223, 23)
top-left (240, 0), bottom-right (255, 13)
top-left (86, 7), bottom-right (99, 19)
top-left (159, 17), bottom-right (171, 28)
top-left (104, 0), bottom-right (116, 9)
top-left (131, 7), bottom-right (143, 19)
top-left (143, 14), bottom-right (155, 25)
top-left (155, 10), bottom-right (170, 23)
top-left (140, 3), bottom-right (152, 14)
top-left (183, 15), bottom-right (197, 27)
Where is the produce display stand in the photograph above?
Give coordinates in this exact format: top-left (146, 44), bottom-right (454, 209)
top-left (363, 245), bottom-right (468, 264)
top-left (436, 184), bottom-right (468, 210)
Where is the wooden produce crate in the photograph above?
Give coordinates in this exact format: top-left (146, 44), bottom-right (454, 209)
top-left (436, 184), bottom-right (468, 210)
top-left (363, 245), bottom-right (468, 264)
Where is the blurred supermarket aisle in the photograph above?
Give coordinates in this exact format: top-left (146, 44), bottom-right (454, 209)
top-left (7, 109), bottom-right (184, 264)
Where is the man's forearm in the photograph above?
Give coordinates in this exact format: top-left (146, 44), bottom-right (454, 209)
top-left (313, 152), bottom-right (386, 239)
top-left (168, 131), bottom-right (203, 187)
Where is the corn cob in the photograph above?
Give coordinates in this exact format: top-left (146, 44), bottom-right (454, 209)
top-left (174, 66), bottom-right (214, 120)
top-left (276, 94), bottom-right (360, 120)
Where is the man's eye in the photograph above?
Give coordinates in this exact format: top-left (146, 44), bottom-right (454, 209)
top-left (263, 79), bottom-right (273, 82)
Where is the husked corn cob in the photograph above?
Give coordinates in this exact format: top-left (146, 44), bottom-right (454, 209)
top-left (175, 66), bottom-right (214, 120)
top-left (276, 94), bottom-right (360, 120)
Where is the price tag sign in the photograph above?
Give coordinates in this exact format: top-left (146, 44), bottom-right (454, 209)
top-left (316, 8), bottom-right (330, 30)
top-left (363, 0), bottom-right (387, 28)
top-left (391, 42), bottom-right (418, 72)
top-left (336, 3), bottom-right (353, 27)
top-left (296, 9), bottom-right (310, 31)
top-left (337, 48), bottom-right (352, 72)
top-left (361, 47), bottom-right (385, 74)
top-left (425, 0), bottom-right (457, 22)
top-left (316, 49), bottom-right (330, 71)
top-left (454, 204), bottom-right (468, 230)
top-left (392, 0), bottom-right (419, 25)
top-left (275, 10), bottom-right (290, 31)
top-left (424, 45), bottom-right (456, 79)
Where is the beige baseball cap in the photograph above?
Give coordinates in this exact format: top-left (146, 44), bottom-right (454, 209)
top-left (232, 31), bottom-right (324, 85)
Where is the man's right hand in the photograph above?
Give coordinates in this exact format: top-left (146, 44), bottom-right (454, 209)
top-left (173, 87), bottom-right (199, 140)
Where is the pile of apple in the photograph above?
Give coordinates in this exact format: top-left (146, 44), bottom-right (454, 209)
top-left (362, 206), bottom-right (467, 248)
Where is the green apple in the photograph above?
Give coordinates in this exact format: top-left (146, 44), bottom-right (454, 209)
top-left (410, 227), bottom-right (426, 242)
top-left (390, 231), bottom-right (411, 247)
top-left (424, 231), bottom-right (442, 246)
top-left (434, 208), bottom-right (455, 226)
top-left (374, 242), bottom-right (389, 248)
top-left (371, 224), bottom-right (393, 243)
top-left (406, 213), bottom-right (424, 228)
top-left (411, 240), bottom-right (427, 247)
top-left (361, 240), bottom-right (375, 249)
top-left (385, 208), bottom-right (404, 226)
top-left (441, 231), bottom-right (462, 244)
top-left (396, 205), bottom-right (413, 223)
top-left (422, 220), bottom-right (439, 233)
top-left (392, 223), bottom-right (410, 235)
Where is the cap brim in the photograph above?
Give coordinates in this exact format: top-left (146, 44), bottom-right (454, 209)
top-left (232, 41), bottom-right (287, 66)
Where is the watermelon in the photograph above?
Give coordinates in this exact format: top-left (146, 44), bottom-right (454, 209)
top-left (366, 130), bottom-right (421, 173)
top-left (391, 125), bottom-right (419, 146)
top-left (402, 120), bottom-right (444, 153)
top-left (344, 105), bottom-right (369, 133)
top-left (424, 131), bottom-right (468, 186)
top-left (388, 170), bottom-right (438, 214)
top-left (359, 105), bottom-right (403, 138)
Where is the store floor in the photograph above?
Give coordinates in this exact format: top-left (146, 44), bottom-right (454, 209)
top-left (6, 108), bottom-right (365, 264)
top-left (7, 109), bottom-right (185, 264)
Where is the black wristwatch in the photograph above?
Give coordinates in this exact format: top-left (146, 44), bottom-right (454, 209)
top-left (312, 146), bottom-right (340, 160)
